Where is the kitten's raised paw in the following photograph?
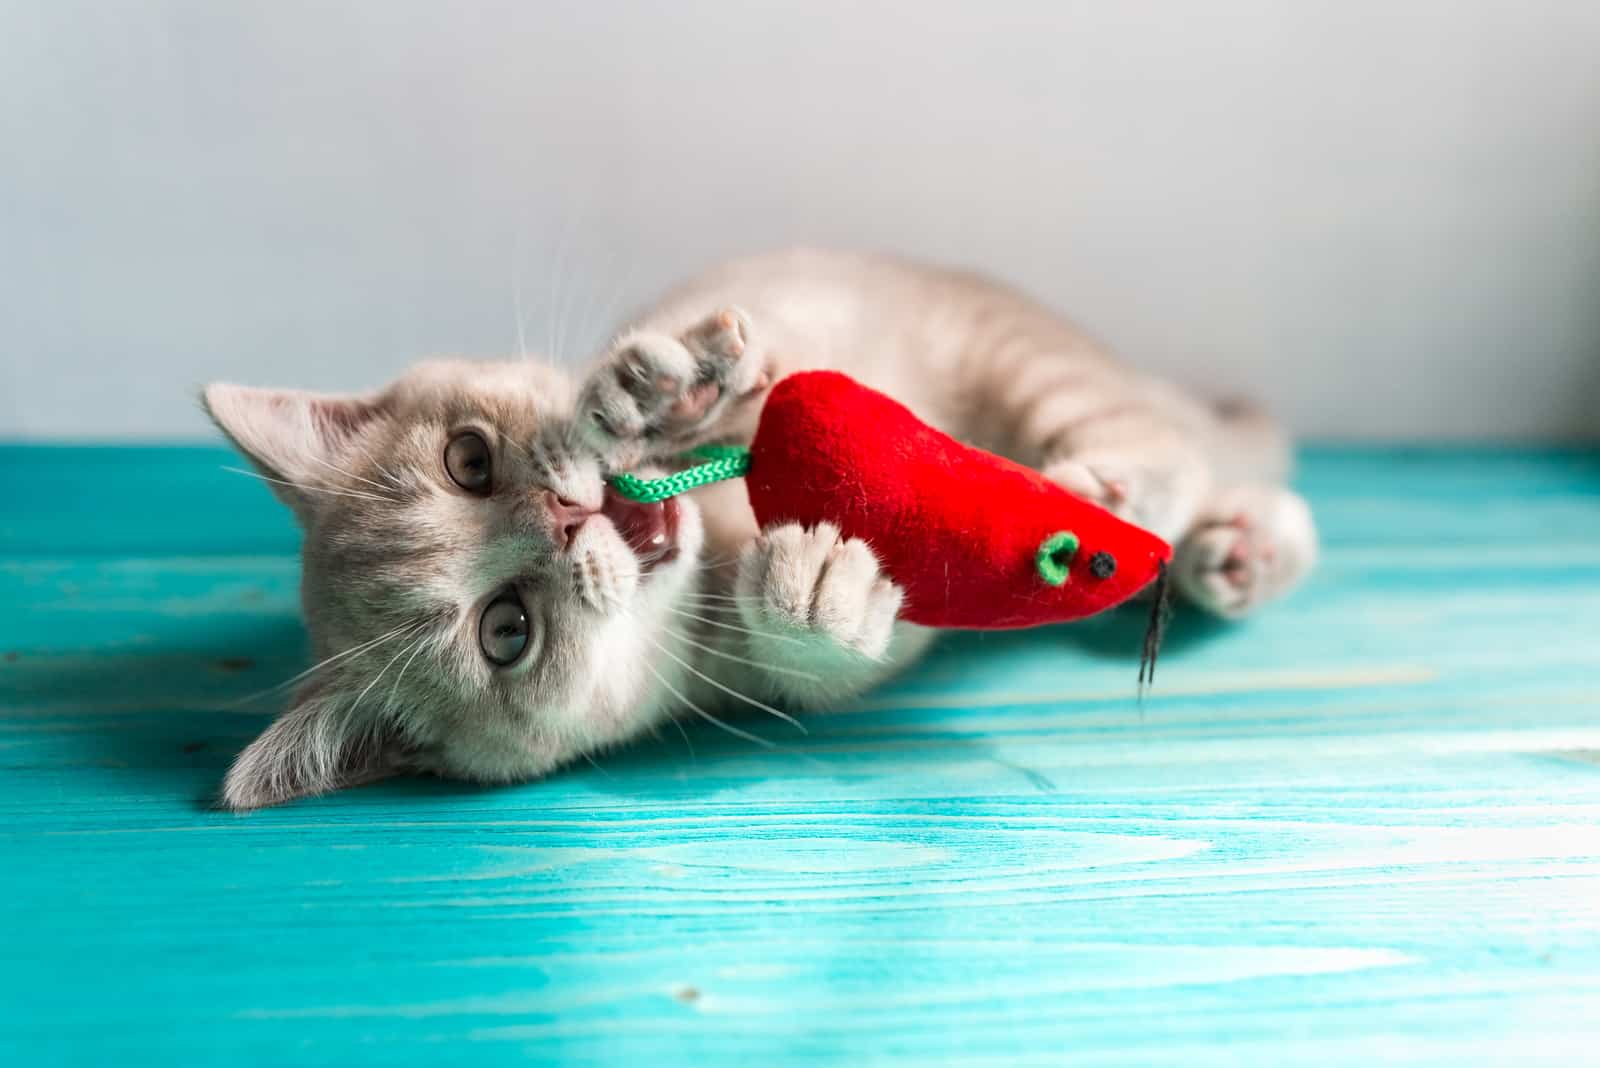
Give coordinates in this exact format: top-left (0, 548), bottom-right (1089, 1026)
top-left (735, 522), bottom-right (903, 661)
top-left (575, 307), bottom-right (764, 462)
top-left (1173, 485), bottom-right (1317, 618)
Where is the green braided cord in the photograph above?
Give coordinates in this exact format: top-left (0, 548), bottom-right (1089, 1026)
top-left (686, 444), bottom-right (749, 462)
top-left (607, 445), bottom-right (753, 503)
top-left (1035, 530), bottom-right (1080, 586)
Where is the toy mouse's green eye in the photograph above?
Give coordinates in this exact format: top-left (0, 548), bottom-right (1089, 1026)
top-left (1036, 531), bottom-right (1079, 586)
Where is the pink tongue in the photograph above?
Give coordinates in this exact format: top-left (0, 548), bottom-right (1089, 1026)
top-left (601, 489), bottom-right (672, 559)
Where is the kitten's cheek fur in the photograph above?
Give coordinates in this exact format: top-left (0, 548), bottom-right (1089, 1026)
top-left (429, 502), bottom-right (707, 788)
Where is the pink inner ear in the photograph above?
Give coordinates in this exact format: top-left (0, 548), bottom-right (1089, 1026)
top-left (259, 392), bottom-right (380, 442)
top-left (313, 397), bottom-right (383, 439)
top-left (205, 383), bottom-right (390, 512)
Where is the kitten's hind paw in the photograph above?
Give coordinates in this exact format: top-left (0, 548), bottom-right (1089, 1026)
top-left (1172, 485), bottom-right (1317, 618)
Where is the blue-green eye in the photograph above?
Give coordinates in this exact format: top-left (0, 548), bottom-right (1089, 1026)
top-left (479, 590), bottom-right (529, 666)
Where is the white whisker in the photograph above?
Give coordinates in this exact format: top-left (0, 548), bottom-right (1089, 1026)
top-left (638, 657), bottom-right (776, 750)
top-left (555, 275), bottom-right (578, 362)
top-left (568, 265), bottom-right (599, 358)
top-left (685, 558), bottom-right (744, 576)
top-left (680, 591), bottom-right (743, 604)
top-left (668, 606), bottom-right (807, 646)
top-left (674, 598), bottom-right (741, 616)
top-left (661, 625), bottom-right (822, 683)
top-left (543, 256), bottom-right (557, 359)
top-left (546, 203), bottom-right (586, 359)
top-left (386, 627), bottom-right (436, 707)
top-left (304, 453), bottom-right (404, 498)
top-left (222, 466), bottom-right (396, 506)
top-left (512, 227), bottom-right (531, 359)
top-left (666, 713), bottom-right (697, 762)
top-left (350, 621), bottom-right (429, 714)
top-left (588, 249), bottom-right (643, 349)
top-left (226, 619), bottom-right (422, 708)
top-left (646, 635), bottom-right (808, 733)
top-left (355, 444), bottom-right (405, 489)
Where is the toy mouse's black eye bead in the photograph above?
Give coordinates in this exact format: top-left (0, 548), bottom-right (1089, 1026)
top-left (1088, 551), bottom-right (1117, 579)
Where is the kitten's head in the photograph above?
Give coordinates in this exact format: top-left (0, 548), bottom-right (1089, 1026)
top-left (203, 359), bottom-right (701, 809)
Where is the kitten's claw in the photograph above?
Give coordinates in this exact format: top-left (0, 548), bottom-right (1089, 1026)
top-left (575, 307), bottom-right (763, 463)
top-left (736, 522), bottom-right (903, 660)
top-left (1173, 485), bottom-right (1317, 618)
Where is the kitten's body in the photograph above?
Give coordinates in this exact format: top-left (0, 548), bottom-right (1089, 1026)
top-left (205, 248), bottom-right (1316, 809)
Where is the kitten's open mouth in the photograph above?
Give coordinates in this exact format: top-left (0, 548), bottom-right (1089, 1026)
top-left (600, 488), bottom-right (680, 572)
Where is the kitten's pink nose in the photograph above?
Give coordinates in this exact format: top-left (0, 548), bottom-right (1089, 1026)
top-left (544, 490), bottom-right (596, 549)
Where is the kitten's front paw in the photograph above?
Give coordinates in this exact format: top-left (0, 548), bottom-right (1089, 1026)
top-left (736, 523), bottom-right (903, 660)
top-left (575, 307), bottom-right (765, 463)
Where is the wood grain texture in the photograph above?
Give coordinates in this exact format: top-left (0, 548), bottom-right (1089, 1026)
top-left (3, 445), bottom-right (1599, 1065)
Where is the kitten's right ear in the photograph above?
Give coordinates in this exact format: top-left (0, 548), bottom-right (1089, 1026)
top-left (218, 690), bottom-right (410, 811)
top-left (201, 383), bottom-right (385, 515)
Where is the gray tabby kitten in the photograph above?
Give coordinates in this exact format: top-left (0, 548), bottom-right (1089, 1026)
top-left (205, 248), bottom-right (1317, 809)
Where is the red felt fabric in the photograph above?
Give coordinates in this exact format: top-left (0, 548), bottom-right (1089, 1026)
top-left (746, 371), bottom-right (1172, 629)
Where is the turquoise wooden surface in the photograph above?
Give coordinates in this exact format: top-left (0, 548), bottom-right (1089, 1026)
top-left (3, 444), bottom-right (1599, 1065)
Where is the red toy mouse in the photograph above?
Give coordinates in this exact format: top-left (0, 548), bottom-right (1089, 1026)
top-left (610, 370), bottom-right (1175, 683)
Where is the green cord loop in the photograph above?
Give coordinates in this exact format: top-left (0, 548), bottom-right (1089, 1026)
top-left (607, 445), bottom-right (753, 503)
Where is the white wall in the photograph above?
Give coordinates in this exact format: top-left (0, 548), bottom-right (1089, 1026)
top-left (3, 0), bottom-right (1598, 440)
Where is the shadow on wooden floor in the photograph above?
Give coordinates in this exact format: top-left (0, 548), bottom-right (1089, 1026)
top-left (4, 595), bottom-right (1234, 812)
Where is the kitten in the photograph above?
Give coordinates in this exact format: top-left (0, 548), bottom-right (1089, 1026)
top-left (204, 248), bottom-right (1317, 809)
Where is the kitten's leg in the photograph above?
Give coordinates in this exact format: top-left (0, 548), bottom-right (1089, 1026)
top-left (1010, 373), bottom-right (1276, 546)
top-left (1034, 411), bottom-right (1213, 545)
top-left (574, 308), bottom-right (769, 467)
top-left (1172, 483), bottom-right (1318, 618)
top-left (1028, 387), bottom-right (1315, 616)
top-left (732, 522), bottom-right (935, 708)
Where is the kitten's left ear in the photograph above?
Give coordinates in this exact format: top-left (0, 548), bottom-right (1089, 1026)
top-left (201, 383), bottom-right (386, 516)
top-left (218, 689), bottom-right (412, 811)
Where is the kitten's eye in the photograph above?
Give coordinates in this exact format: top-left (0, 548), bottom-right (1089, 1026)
top-left (479, 590), bottom-right (530, 666)
top-left (445, 431), bottom-right (492, 494)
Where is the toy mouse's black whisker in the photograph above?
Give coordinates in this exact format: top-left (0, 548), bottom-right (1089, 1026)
top-left (1138, 560), bottom-right (1172, 697)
